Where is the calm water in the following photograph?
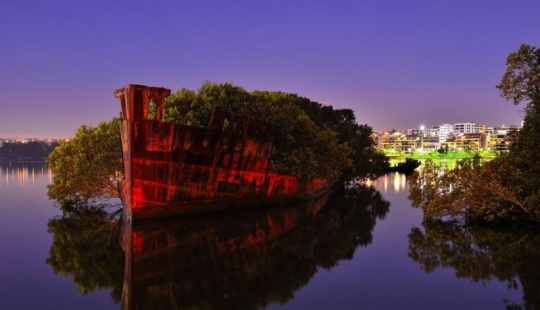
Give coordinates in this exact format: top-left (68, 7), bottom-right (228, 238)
top-left (0, 162), bottom-right (536, 310)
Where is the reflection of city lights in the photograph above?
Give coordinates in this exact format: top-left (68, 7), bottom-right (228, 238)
top-left (16, 168), bottom-right (27, 186)
top-left (384, 174), bottom-right (388, 193)
top-left (365, 179), bottom-right (372, 187)
top-left (0, 165), bottom-right (52, 188)
top-left (393, 172), bottom-right (401, 193)
top-left (402, 173), bottom-right (406, 190)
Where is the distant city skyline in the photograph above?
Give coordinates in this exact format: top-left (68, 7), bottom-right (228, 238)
top-left (1, 0), bottom-right (539, 138)
top-left (379, 119), bottom-right (524, 132)
top-left (0, 118), bottom-right (525, 141)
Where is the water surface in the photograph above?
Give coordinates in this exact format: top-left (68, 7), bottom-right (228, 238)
top-left (0, 162), bottom-right (534, 309)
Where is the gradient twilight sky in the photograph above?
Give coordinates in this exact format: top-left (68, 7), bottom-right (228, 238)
top-left (1, 0), bottom-right (539, 139)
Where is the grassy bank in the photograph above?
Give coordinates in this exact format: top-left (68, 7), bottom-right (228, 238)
top-left (385, 151), bottom-right (498, 160)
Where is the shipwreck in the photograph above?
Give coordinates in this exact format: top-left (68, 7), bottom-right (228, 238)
top-left (115, 84), bottom-right (333, 219)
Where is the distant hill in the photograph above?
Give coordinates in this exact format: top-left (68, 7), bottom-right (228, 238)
top-left (0, 141), bottom-right (59, 161)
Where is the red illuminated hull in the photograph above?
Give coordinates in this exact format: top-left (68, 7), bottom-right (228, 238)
top-left (115, 85), bottom-right (332, 220)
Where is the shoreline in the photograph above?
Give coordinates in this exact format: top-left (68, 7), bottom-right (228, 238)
top-left (386, 153), bottom-right (498, 160)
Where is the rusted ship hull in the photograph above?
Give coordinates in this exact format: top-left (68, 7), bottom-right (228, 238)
top-left (115, 85), bottom-right (332, 219)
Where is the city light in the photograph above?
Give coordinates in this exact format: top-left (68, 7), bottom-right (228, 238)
top-left (377, 121), bottom-right (520, 154)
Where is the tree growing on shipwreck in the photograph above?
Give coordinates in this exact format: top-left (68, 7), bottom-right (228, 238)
top-left (47, 82), bottom-right (387, 205)
top-left (163, 82), bottom-right (387, 181)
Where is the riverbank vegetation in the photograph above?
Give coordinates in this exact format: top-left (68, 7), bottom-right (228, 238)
top-left (46, 118), bottom-right (123, 206)
top-left (0, 141), bottom-right (58, 161)
top-left (408, 43), bottom-right (540, 224)
top-left (47, 84), bottom-right (388, 205)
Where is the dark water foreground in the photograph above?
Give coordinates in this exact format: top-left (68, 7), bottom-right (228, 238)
top-left (0, 162), bottom-right (537, 309)
top-left (121, 186), bottom-right (388, 310)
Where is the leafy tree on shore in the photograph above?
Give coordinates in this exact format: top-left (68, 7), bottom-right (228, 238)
top-left (496, 43), bottom-right (540, 215)
top-left (46, 118), bottom-right (123, 207)
top-left (408, 156), bottom-right (530, 222)
top-left (496, 44), bottom-right (540, 105)
top-left (408, 43), bottom-right (540, 223)
top-left (288, 95), bottom-right (388, 179)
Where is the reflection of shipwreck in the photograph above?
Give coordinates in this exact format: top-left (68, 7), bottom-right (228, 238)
top-left (120, 186), bottom-right (390, 310)
top-left (121, 192), bottom-right (331, 310)
top-left (115, 85), bottom-right (331, 219)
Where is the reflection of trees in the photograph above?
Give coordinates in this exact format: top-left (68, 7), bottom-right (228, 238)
top-left (44, 186), bottom-right (390, 309)
top-left (45, 204), bottom-right (124, 303)
top-left (408, 220), bottom-right (540, 309)
top-left (261, 187), bottom-right (390, 308)
top-left (124, 186), bottom-right (390, 310)
top-left (277, 187), bottom-right (390, 271)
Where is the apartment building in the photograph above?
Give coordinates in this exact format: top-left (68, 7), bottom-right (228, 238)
top-left (453, 122), bottom-right (479, 134)
top-left (378, 121), bottom-right (520, 153)
top-left (438, 124), bottom-right (453, 143)
top-left (442, 133), bottom-right (485, 152)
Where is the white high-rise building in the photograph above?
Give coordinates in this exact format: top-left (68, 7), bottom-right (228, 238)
top-left (438, 124), bottom-right (453, 143)
top-left (454, 122), bottom-right (478, 134)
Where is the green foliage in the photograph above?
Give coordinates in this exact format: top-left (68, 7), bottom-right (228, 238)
top-left (495, 43), bottom-right (540, 218)
top-left (48, 82), bottom-right (385, 204)
top-left (408, 43), bottom-right (540, 224)
top-left (164, 81), bottom-right (384, 180)
top-left (46, 118), bottom-right (123, 205)
top-left (504, 104), bottom-right (540, 213)
top-left (408, 157), bottom-right (530, 223)
top-left (436, 147), bottom-right (447, 154)
top-left (345, 124), bottom-right (388, 179)
top-left (272, 94), bottom-right (387, 178)
top-left (496, 43), bottom-right (540, 105)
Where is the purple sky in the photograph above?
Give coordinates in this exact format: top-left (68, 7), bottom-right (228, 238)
top-left (1, 0), bottom-right (539, 139)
